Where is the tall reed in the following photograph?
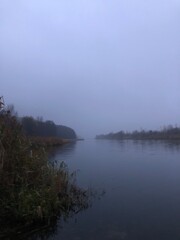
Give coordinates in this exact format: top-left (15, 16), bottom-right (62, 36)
top-left (0, 111), bottom-right (88, 231)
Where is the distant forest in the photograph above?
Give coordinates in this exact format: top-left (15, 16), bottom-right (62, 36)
top-left (21, 116), bottom-right (77, 139)
top-left (96, 126), bottom-right (180, 140)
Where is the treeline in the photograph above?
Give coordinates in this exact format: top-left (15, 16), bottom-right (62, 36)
top-left (21, 116), bottom-right (77, 139)
top-left (96, 125), bottom-right (180, 140)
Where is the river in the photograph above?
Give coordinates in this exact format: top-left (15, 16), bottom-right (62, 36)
top-left (34, 139), bottom-right (180, 240)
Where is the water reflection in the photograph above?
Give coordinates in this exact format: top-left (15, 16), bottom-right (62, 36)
top-left (96, 139), bottom-right (180, 153)
top-left (29, 140), bottom-right (180, 240)
top-left (132, 139), bottom-right (180, 151)
top-left (48, 142), bottom-right (77, 162)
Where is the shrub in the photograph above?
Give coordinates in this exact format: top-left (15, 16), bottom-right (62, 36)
top-left (0, 111), bottom-right (88, 234)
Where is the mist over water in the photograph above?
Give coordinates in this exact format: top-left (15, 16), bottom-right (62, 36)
top-left (1, 2), bottom-right (180, 239)
top-left (1, 0), bottom-right (180, 138)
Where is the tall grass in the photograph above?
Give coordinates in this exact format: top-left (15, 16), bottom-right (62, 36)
top-left (0, 111), bottom-right (88, 235)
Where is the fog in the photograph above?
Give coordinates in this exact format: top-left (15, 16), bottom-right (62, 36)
top-left (1, 0), bottom-right (180, 138)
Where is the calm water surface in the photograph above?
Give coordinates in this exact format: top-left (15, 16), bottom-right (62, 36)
top-left (42, 140), bottom-right (180, 240)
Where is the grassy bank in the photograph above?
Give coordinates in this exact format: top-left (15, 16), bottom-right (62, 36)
top-left (0, 111), bottom-right (88, 237)
top-left (29, 136), bottom-right (72, 147)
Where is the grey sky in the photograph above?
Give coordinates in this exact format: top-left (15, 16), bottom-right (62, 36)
top-left (1, 0), bottom-right (180, 137)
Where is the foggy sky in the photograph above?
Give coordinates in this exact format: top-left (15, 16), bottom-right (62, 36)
top-left (1, 0), bottom-right (180, 138)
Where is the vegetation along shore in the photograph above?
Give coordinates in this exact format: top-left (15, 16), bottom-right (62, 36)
top-left (96, 126), bottom-right (180, 140)
top-left (0, 104), bottom-right (89, 238)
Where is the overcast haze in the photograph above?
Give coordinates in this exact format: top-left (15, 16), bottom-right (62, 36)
top-left (1, 0), bottom-right (180, 138)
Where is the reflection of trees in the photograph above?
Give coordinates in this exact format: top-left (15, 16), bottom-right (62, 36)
top-left (132, 139), bottom-right (180, 152)
top-left (48, 142), bottom-right (77, 162)
top-left (99, 138), bottom-right (180, 153)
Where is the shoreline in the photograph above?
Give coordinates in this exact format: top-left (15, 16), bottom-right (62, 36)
top-left (29, 136), bottom-right (76, 147)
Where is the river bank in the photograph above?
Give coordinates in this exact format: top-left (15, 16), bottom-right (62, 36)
top-left (29, 136), bottom-right (73, 147)
top-left (0, 111), bottom-right (89, 239)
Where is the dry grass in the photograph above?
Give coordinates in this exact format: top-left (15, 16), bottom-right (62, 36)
top-left (0, 111), bottom-right (88, 236)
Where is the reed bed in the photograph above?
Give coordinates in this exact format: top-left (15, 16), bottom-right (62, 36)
top-left (0, 111), bottom-right (88, 237)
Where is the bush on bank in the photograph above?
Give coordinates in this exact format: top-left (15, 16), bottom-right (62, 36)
top-left (0, 111), bottom-right (88, 234)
